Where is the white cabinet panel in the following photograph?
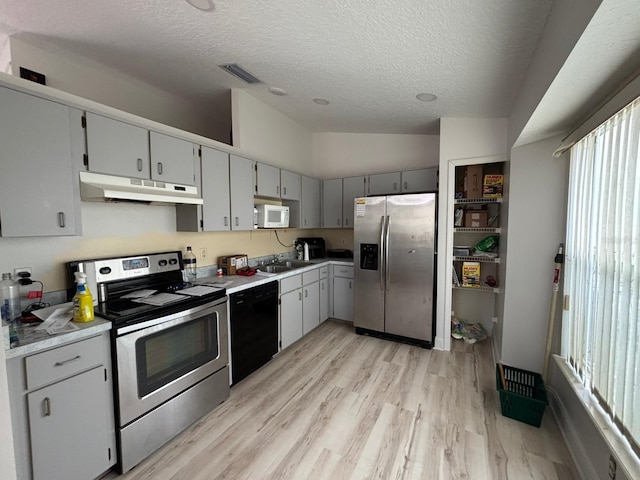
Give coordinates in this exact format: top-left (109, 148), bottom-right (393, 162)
top-left (281, 289), bottom-right (303, 349)
top-left (342, 176), bottom-right (366, 229)
top-left (85, 112), bottom-right (150, 179)
top-left (281, 170), bottom-right (301, 200)
top-left (0, 87), bottom-right (82, 236)
top-left (149, 131), bottom-right (196, 185)
top-left (229, 154), bottom-right (255, 230)
top-left (368, 172), bottom-right (401, 196)
top-left (255, 162), bottom-right (281, 198)
top-left (322, 178), bottom-right (343, 228)
top-left (401, 167), bottom-right (438, 193)
top-left (301, 176), bottom-right (321, 228)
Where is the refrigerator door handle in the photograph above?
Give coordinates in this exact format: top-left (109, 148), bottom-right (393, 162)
top-left (379, 215), bottom-right (385, 291)
top-left (385, 215), bottom-right (391, 291)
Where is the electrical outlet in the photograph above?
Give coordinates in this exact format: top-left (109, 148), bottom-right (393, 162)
top-left (492, 316), bottom-right (498, 324)
top-left (608, 454), bottom-right (617, 479)
top-left (200, 248), bottom-right (207, 261)
top-left (14, 267), bottom-right (32, 279)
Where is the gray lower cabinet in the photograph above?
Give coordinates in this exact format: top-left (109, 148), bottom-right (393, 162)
top-left (0, 86), bottom-right (83, 237)
top-left (7, 332), bottom-right (116, 480)
top-left (280, 274), bottom-right (303, 350)
top-left (333, 265), bottom-right (354, 321)
top-left (319, 267), bottom-right (329, 323)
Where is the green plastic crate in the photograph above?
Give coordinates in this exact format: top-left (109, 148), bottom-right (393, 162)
top-left (495, 364), bottom-right (548, 427)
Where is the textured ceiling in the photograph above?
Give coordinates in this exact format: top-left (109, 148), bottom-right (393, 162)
top-left (0, 0), bottom-right (558, 135)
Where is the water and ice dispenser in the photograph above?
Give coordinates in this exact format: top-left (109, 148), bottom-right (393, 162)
top-left (359, 243), bottom-right (379, 270)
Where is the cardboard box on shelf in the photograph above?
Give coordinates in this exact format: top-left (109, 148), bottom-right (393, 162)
top-left (464, 165), bottom-right (483, 198)
top-left (483, 174), bottom-right (504, 198)
top-left (218, 254), bottom-right (248, 275)
top-left (465, 210), bottom-right (488, 228)
top-left (462, 262), bottom-right (481, 287)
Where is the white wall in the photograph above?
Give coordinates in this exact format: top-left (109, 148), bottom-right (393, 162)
top-left (0, 34), bottom-right (11, 74)
top-left (312, 133), bottom-right (439, 178)
top-left (437, 118), bottom-right (508, 351)
top-left (231, 89), bottom-right (313, 175)
top-left (7, 36), bottom-right (231, 143)
top-left (500, 136), bottom-right (569, 373)
top-left (0, 350), bottom-right (17, 480)
top-left (508, 0), bottom-right (602, 147)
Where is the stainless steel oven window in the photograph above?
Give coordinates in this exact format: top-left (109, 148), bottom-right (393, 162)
top-left (135, 315), bottom-right (219, 397)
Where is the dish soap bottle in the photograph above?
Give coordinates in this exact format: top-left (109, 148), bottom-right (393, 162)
top-left (184, 246), bottom-right (197, 283)
top-left (72, 272), bottom-right (94, 323)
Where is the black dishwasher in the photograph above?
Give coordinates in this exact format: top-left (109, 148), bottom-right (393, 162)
top-left (230, 281), bottom-right (279, 385)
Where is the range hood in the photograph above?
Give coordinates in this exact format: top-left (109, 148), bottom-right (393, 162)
top-left (79, 171), bottom-right (203, 205)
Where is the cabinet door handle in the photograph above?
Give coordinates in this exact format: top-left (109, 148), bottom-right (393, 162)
top-left (345, 218), bottom-right (349, 226)
top-left (55, 355), bottom-right (81, 366)
top-left (235, 217), bottom-right (239, 227)
top-left (337, 218), bottom-right (340, 226)
top-left (404, 181), bottom-right (408, 190)
top-left (58, 212), bottom-right (66, 228)
top-left (305, 289), bottom-right (308, 298)
top-left (283, 186), bottom-right (287, 195)
top-left (137, 158), bottom-right (143, 172)
top-left (224, 216), bottom-right (229, 227)
top-left (393, 182), bottom-right (398, 191)
top-left (43, 397), bottom-right (51, 417)
top-left (276, 186), bottom-right (280, 195)
top-left (304, 218), bottom-right (307, 227)
top-left (298, 292), bottom-right (302, 301)
top-left (321, 283), bottom-right (325, 290)
top-left (157, 162), bottom-right (163, 175)
top-left (349, 281), bottom-right (352, 290)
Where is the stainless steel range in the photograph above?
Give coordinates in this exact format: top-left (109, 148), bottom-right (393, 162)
top-left (68, 251), bottom-right (229, 473)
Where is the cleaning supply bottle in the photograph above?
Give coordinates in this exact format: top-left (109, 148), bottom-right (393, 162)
top-left (184, 246), bottom-right (197, 283)
top-left (72, 272), bottom-right (94, 323)
top-left (0, 273), bottom-right (21, 346)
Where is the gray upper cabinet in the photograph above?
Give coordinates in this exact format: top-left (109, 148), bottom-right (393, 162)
top-left (201, 147), bottom-right (231, 231)
top-left (86, 113), bottom-right (196, 186)
top-left (368, 172), bottom-right (401, 196)
top-left (255, 162), bottom-right (281, 198)
top-left (342, 176), bottom-right (366, 229)
top-left (280, 169), bottom-right (301, 201)
top-left (401, 167), bottom-right (438, 193)
top-left (322, 178), bottom-right (343, 228)
top-left (0, 87), bottom-right (83, 237)
top-left (85, 112), bottom-right (150, 179)
top-left (301, 176), bottom-right (321, 228)
top-left (149, 131), bottom-right (196, 186)
top-left (230, 154), bottom-right (255, 230)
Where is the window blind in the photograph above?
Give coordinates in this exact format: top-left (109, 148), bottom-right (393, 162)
top-left (564, 94), bottom-right (640, 456)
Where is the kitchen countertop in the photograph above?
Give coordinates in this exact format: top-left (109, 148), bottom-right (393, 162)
top-left (5, 316), bottom-right (111, 360)
top-left (4, 259), bottom-right (353, 359)
top-left (197, 258), bottom-right (353, 294)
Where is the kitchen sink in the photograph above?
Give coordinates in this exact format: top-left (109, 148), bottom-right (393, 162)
top-left (262, 264), bottom-right (294, 273)
top-left (260, 260), bottom-right (314, 274)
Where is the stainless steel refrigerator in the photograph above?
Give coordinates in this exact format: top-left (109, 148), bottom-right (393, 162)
top-left (353, 193), bottom-right (437, 347)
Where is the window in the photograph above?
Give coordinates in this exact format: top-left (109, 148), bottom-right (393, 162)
top-left (563, 95), bottom-right (640, 456)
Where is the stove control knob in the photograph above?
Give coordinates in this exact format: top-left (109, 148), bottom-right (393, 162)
top-left (159, 260), bottom-right (168, 267)
top-left (99, 267), bottom-right (111, 275)
top-left (169, 258), bottom-right (178, 265)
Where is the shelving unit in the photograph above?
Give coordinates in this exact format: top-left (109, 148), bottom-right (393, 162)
top-left (450, 160), bottom-right (506, 329)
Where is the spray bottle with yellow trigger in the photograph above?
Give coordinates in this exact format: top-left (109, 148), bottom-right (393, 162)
top-left (72, 272), bottom-right (95, 323)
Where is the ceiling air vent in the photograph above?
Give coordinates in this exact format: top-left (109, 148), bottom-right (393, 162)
top-left (219, 64), bottom-right (262, 84)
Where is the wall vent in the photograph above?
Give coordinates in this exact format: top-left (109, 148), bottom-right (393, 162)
top-left (219, 64), bottom-right (262, 84)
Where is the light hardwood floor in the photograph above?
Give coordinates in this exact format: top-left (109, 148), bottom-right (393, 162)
top-left (107, 320), bottom-right (579, 480)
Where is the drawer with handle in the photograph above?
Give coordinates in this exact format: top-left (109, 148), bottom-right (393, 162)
top-left (333, 265), bottom-right (354, 278)
top-left (25, 335), bottom-right (105, 390)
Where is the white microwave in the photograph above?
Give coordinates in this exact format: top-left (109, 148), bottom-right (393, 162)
top-left (255, 204), bottom-right (290, 228)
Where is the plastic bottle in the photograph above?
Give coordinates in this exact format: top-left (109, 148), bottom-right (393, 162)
top-left (72, 272), bottom-right (95, 323)
top-left (0, 273), bottom-right (21, 346)
top-left (184, 246), bottom-right (197, 283)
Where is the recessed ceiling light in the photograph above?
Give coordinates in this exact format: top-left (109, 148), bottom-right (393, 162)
top-left (416, 93), bottom-right (437, 102)
top-left (185, 0), bottom-right (215, 11)
top-left (268, 87), bottom-right (287, 96)
top-left (313, 98), bottom-right (330, 105)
